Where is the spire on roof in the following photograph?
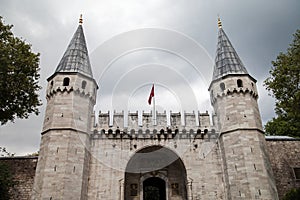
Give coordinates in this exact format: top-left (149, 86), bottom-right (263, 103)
top-left (55, 15), bottom-right (93, 78)
top-left (79, 14), bottom-right (83, 24)
top-left (212, 18), bottom-right (248, 81)
top-left (217, 16), bottom-right (222, 29)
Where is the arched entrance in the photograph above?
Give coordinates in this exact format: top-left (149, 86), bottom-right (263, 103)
top-left (143, 177), bottom-right (166, 200)
top-left (124, 146), bottom-right (187, 200)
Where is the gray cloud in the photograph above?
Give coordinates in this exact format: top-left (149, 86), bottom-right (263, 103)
top-left (0, 0), bottom-right (299, 155)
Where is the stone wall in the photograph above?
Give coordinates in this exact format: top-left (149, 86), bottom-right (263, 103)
top-left (0, 156), bottom-right (37, 200)
top-left (266, 139), bottom-right (300, 199)
top-left (1, 138), bottom-right (300, 199)
top-left (88, 136), bottom-right (224, 200)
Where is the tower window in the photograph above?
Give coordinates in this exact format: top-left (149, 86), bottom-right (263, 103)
top-left (237, 79), bottom-right (243, 87)
top-left (220, 82), bottom-right (225, 91)
top-left (81, 80), bottom-right (87, 89)
top-left (63, 77), bottom-right (70, 86)
top-left (293, 168), bottom-right (300, 180)
top-left (50, 81), bottom-right (54, 89)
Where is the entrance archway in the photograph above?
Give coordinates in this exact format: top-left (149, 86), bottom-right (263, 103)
top-left (143, 177), bottom-right (166, 200)
top-left (124, 145), bottom-right (187, 200)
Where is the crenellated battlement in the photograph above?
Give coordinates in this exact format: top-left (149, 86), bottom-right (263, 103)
top-left (46, 85), bottom-right (97, 104)
top-left (92, 110), bottom-right (215, 140)
top-left (46, 86), bottom-right (74, 98)
top-left (95, 110), bottom-right (211, 128)
top-left (211, 87), bottom-right (258, 104)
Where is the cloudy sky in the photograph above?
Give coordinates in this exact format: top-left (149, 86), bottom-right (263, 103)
top-left (0, 0), bottom-right (299, 155)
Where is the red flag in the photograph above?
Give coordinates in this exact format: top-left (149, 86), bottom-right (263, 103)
top-left (148, 85), bottom-right (154, 105)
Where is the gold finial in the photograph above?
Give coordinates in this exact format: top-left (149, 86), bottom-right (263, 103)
top-left (217, 16), bottom-right (222, 29)
top-left (79, 14), bottom-right (83, 25)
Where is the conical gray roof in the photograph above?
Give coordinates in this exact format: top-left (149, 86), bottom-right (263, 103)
top-left (212, 26), bottom-right (248, 80)
top-left (55, 24), bottom-right (93, 78)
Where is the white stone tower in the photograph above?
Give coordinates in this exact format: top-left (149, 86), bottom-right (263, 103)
top-left (208, 18), bottom-right (278, 199)
top-left (32, 16), bottom-right (98, 200)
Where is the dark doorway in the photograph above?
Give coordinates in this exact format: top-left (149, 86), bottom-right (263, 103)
top-left (143, 177), bottom-right (166, 200)
top-left (124, 146), bottom-right (188, 200)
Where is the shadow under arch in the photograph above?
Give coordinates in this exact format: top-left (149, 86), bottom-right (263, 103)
top-left (124, 145), bottom-right (188, 200)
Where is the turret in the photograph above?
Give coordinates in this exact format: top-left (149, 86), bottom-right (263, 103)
top-left (209, 18), bottom-right (262, 133)
top-left (43, 15), bottom-right (98, 133)
top-left (209, 18), bottom-right (278, 199)
top-left (32, 15), bottom-right (98, 200)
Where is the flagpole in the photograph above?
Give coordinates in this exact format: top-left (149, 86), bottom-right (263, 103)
top-left (148, 84), bottom-right (156, 126)
top-left (153, 93), bottom-right (156, 126)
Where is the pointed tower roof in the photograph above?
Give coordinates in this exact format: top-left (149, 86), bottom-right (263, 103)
top-left (212, 18), bottom-right (248, 81)
top-left (55, 15), bottom-right (93, 78)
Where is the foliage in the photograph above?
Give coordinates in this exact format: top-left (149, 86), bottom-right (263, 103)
top-left (0, 147), bottom-right (14, 157)
top-left (264, 29), bottom-right (300, 137)
top-left (0, 16), bottom-right (41, 125)
top-left (0, 162), bottom-right (14, 199)
top-left (282, 188), bottom-right (300, 200)
top-left (26, 151), bottom-right (39, 156)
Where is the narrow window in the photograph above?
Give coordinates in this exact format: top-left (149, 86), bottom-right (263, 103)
top-left (293, 168), bottom-right (300, 179)
top-left (50, 81), bottom-right (54, 89)
top-left (63, 77), bottom-right (70, 86)
top-left (237, 79), bottom-right (243, 87)
top-left (81, 80), bottom-right (87, 89)
top-left (220, 82), bottom-right (225, 91)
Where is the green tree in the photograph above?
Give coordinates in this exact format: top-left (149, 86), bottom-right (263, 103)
top-left (0, 16), bottom-right (41, 125)
top-left (0, 147), bottom-right (14, 157)
top-left (282, 188), bottom-right (300, 200)
top-left (264, 29), bottom-right (300, 137)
